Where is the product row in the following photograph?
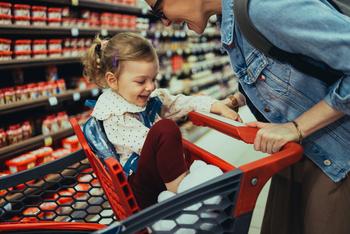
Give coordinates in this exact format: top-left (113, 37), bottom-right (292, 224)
top-left (0, 2), bottom-right (140, 29)
top-left (0, 110), bottom-right (90, 148)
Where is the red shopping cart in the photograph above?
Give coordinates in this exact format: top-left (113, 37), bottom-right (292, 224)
top-left (0, 111), bottom-right (303, 234)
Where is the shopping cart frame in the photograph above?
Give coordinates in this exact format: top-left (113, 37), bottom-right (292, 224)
top-left (0, 111), bottom-right (303, 233)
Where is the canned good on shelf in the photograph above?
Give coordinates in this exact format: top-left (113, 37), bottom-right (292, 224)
top-left (0, 13), bottom-right (11, 24)
top-left (32, 50), bottom-right (47, 58)
top-left (14, 39), bottom-right (31, 52)
top-left (0, 2), bottom-right (11, 16)
top-left (6, 153), bottom-right (37, 173)
top-left (0, 51), bottom-right (12, 60)
top-left (31, 16), bottom-right (46, 26)
top-left (15, 50), bottom-right (31, 60)
top-left (47, 7), bottom-right (62, 20)
top-left (13, 4), bottom-right (30, 18)
top-left (47, 18), bottom-right (61, 27)
top-left (31, 6), bottom-right (47, 19)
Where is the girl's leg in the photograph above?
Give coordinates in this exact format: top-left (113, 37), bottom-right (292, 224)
top-left (128, 119), bottom-right (188, 209)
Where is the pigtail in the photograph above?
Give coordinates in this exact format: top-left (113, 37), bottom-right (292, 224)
top-left (82, 35), bottom-right (108, 88)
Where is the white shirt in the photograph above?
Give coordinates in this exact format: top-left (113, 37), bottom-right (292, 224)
top-left (91, 88), bottom-right (216, 166)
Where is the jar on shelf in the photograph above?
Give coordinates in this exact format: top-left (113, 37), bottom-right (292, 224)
top-left (22, 121), bottom-right (32, 140)
top-left (0, 51), bottom-right (11, 60)
top-left (47, 7), bottom-right (62, 20)
top-left (37, 81), bottom-right (48, 97)
top-left (48, 39), bottom-right (62, 57)
top-left (57, 112), bottom-right (70, 130)
top-left (0, 2), bottom-right (11, 16)
top-left (14, 39), bottom-right (31, 59)
top-left (32, 16), bottom-right (46, 26)
top-left (4, 87), bottom-right (15, 104)
top-left (0, 128), bottom-right (7, 148)
top-left (15, 85), bottom-right (27, 102)
top-left (13, 4), bottom-right (30, 25)
top-left (32, 6), bottom-right (47, 20)
top-left (0, 14), bottom-right (11, 25)
top-left (27, 83), bottom-right (40, 99)
top-left (47, 18), bottom-right (61, 27)
top-left (0, 38), bottom-right (11, 52)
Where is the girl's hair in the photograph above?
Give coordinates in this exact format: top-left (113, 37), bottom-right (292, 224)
top-left (82, 32), bottom-right (158, 88)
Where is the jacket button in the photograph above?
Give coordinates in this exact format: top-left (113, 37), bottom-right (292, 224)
top-left (264, 106), bottom-right (271, 112)
top-left (323, 159), bottom-right (332, 166)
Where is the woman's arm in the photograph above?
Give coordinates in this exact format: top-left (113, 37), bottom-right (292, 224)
top-left (247, 100), bottom-right (344, 154)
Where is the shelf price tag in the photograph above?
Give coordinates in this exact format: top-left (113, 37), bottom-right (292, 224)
top-left (141, 8), bottom-right (148, 15)
top-left (91, 88), bottom-right (99, 97)
top-left (101, 29), bottom-right (108, 36)
top-left (71, 28), bottom-right (79, 37)
top-left (71, 0), bottom-right (79, 6)
top-left (48, 96), bottom-right (58, 106)
top-left (73, 92), bottom-right (81, 101)
top-left (44, 136), bottom-right (53, 146)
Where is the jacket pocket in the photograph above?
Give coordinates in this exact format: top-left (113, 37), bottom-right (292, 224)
top-left (260, 57), bottom-right (292, 96)
top-left (243, 49), bottom-right (268, 84)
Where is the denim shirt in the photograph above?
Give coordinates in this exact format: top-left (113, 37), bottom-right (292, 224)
top-left (219, 0), bottom-right (350, 182)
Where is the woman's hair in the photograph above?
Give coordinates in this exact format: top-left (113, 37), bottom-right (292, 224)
top-left (82, 32), bottom-right (158, 88)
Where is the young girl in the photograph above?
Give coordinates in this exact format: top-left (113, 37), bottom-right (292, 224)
top-left (82, 32), bottom-right (241, 209)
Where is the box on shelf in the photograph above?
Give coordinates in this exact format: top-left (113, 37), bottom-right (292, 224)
top-left (6, 153), bottom-right (37, 173)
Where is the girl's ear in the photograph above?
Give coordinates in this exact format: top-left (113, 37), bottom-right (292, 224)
top-left (105, 72), bottom-right (118, 87)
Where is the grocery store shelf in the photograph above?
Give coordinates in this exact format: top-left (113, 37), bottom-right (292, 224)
top-left (0, 128), bottom-right (75, 161)
top-left (12, 0), bottom-right (147, 16)
top-left (0, 24), bottom-right (139, 37)
top-left (0, 57), bottom-right (81, 70)
top-left (0, 88), bottom-right (100, 116)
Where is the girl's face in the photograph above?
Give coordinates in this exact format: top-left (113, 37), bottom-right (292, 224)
top-left (110, 60), bottom-right (158, 107)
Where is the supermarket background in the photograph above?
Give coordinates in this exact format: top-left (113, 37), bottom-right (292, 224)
top-left (0, 1), bottom-right (269, 233)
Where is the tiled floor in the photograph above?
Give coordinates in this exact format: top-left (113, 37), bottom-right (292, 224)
top-left (192, 106), bottom-right (271, 234)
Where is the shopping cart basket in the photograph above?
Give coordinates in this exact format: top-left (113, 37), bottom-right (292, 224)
top-left (0, 111), bottom-right (303, 234)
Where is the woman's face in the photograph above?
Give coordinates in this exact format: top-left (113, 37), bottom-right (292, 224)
top-left (146, 0), bottom-right (211, 34)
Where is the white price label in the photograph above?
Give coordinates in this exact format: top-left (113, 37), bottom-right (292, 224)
top-left (73, 92), bottom-right (81, 101)
top-left (155, 31), bottom-right (161, 38)
top-left (141, 8), bottom-right (148, 15)
top-left (71, 28), bottom-right (79, 37)
top-left (91, 88), bottom-right (99, 97)
top-left (166, 50), bottom-right (172, 57)
top-left (71, 0), bottom-right (79, 6)
top-left (48, 96), bottom-right (58, 106)
top-left (101, 29), bottom-right (108, 36)
top-left (141, 31), bottom-right (147, 37)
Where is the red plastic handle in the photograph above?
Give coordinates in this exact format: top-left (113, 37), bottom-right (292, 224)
top-left (188, 111), bottom-right (303, 216)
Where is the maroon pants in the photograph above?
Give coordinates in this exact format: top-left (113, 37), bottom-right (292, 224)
top-left (128, 119), bottom-right (188, 209)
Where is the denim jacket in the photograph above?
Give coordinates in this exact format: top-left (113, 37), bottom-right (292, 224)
top-left (219, 0), bottom-right (350, 182)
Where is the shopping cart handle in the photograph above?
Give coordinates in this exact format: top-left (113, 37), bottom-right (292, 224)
top-left (188, 111), bottom-right (258, 144)
top-left (188, 111), bottom-right (303, 217)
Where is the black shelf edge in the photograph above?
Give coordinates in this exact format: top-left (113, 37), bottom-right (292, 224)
top-left (0, 24), bottom-right (140, 37)
top-left (0, 88), bottom-right (100, 115)
top-left (0, 128), bottom-right (74, 161)
top-left (0, 56), bottom-right (81, 70)
top-left (16, 0), bottom-right (147, 16)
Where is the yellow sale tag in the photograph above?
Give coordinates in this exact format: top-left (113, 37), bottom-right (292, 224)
top-left (44, 137), bottom-right (53, 146)
top-left (71, 0), bottom-right (79, 6)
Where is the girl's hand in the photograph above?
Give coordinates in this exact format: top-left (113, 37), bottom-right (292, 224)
top-left (211, 101), bottom-right (242, 122)
top-left (246, 121), bottom-right (300, 153)
top-left (222, 92), bottom-right (246, 111)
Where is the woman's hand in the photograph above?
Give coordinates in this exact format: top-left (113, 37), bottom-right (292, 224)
top-left (211, 101), bottom-right (242, 122)
top-left (246, 121), bottom-right (300, 153)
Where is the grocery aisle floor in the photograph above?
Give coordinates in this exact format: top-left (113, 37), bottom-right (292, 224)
top-left (193, 106), bottom-right (270, 234)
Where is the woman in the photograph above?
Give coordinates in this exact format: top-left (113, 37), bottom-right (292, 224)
top-left (144, 0), bottom-right (350, 233)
